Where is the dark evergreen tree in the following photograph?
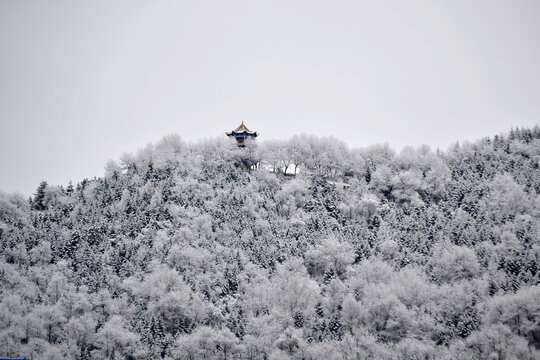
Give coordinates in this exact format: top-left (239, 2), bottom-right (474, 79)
top-left (32, 181), bottom-right (48, 210)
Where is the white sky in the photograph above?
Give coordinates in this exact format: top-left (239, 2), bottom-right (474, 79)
top-left (1, 0), bottom-right (539, 196)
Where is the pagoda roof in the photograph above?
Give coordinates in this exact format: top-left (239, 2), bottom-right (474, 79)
top-left (226, 122), bottom-right (257, 136)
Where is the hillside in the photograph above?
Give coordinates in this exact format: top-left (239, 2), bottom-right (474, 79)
top-left (1, 127), bottom-right (539, 359)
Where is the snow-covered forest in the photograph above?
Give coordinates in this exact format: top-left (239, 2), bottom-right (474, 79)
top-left (1, 127), bottom-right (539, 359)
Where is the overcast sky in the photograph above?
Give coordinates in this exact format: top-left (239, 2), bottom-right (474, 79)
top-left (1, 0), bottom-right (539, 195)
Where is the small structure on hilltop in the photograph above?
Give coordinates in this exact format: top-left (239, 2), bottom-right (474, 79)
top-left (226, 121), bottom-right (258, 147)
top-left (226, 121), bottom-right (258, 170)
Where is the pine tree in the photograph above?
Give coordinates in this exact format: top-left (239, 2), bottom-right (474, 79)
top-left (32, 181), bottom-right (48, 210)
top-left (66, 181), bottom-right (74, 195)
top-left (293, 311), bottom-right (304, 328)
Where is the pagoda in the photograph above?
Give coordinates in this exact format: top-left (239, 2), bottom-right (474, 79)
top-left (226, 121), bottom-right (258, 147)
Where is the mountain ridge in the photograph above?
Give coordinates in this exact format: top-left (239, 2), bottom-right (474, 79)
top-left (0, 127), bottom-right (539, 359)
